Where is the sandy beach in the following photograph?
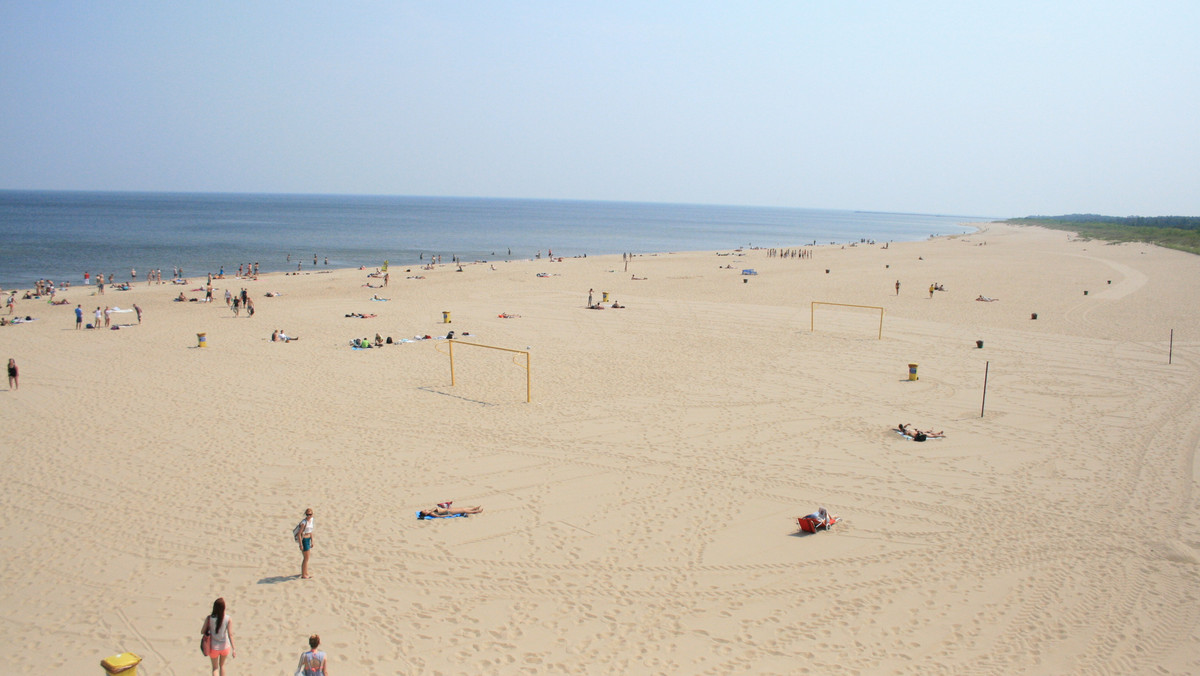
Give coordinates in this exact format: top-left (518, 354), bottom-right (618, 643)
top-left (3, 222), bottom-right (1200, 675)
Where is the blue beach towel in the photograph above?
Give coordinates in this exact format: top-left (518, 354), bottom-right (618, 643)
top-left (416, 511), bottom-right (469, 520)
top-left (895, 429), bottom-right (942, 441)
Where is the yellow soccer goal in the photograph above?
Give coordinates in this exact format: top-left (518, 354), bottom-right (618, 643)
top-left (441, 340), bottom-right (532, 403)
top-left (810, 302), bottom-right (885, 339)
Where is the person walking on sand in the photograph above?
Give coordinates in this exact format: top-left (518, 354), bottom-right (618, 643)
top-left (895, 280), bottom-right (900, 295)
top-left (929, 283), bottom-right (935, 298)
top-left (104, 306), bottom-right (111, 328)
top-left (588, 288), bottom-right (593, 307)
top-left (7, 359), bottom-right (17, 390)
top-left (133, 303), bottom-right (142, 324)
top-left (94, 307), bottom-right (102, 329)
top-left (296, 508), bottom-right (314, 579)
top-left (75, 304), bottom-right (83, 329)
top-left (201, 597), bottom-right (235, 676)
top-left (296, 634), bottom-right (329, 675)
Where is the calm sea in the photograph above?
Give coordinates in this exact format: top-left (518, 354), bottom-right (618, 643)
top-left (0, 191), bottom-right (981, 289)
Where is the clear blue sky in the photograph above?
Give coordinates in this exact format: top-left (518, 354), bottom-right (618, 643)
top-left (2, 2), bottom-right (1196, 217)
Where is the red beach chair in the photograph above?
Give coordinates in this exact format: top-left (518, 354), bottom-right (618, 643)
top-left (797, 515), bottom-right (839, 533)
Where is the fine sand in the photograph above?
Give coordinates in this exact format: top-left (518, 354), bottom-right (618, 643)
top-left (3, 223), bottom-right (1200, 674)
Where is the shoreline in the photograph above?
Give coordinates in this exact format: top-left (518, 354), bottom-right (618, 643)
top-left (0, 191), bottom-right (982, 290)
top-left (2, 223), bottom-right (986, 297)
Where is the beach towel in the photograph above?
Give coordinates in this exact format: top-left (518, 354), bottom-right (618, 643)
top-left (416, 511), bottom-right (469, 520)
top-left (895, 429), bottom-right (942, 441)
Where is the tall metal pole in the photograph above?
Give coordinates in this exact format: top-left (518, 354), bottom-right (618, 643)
top-left (980, 361), bottom-right (990, 417)
top-left (449, 339), bottom-right (456, 386)
top-left (1169, 329), bottom-right (1174, 365)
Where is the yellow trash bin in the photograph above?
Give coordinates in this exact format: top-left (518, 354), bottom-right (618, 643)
top-left (908, 363), bottom-right (919, 381)
top-left (197, 332), bottom-right (207, 347)
top-left (442, 311), bottom-right (451, 324)
top-left (101, 652), bottom-right (141, 675)
top-left (602, 291), bottom-right (609, 303)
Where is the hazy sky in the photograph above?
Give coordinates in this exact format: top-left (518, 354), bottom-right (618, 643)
top-left (2, 2), bottom-right (1196, 217)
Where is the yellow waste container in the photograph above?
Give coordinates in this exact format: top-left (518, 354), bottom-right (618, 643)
top-left (442, 311), bottom-right (451, 323)
top-left (602, 291), bottom-right (609, 303)
top-left (908, 363), bottom-right (919, 381)
top-left (197, 332), bottom-right (207, 347)
top-left (101, 652), bottom-right (141, 675)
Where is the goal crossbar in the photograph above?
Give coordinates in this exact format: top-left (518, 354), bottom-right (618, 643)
top-left (445, 339), bottom-right (532, 403)
top-left (810, 302), bottom-right (885, 340)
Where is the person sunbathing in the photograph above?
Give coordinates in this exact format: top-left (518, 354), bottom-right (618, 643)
top-left (898, 423), bottom-right (944, 438)
top-left (802, 506), bottom-right (835, 529)
top-left (975, 295), bottom-right (998, 302)
top-left (419, 504), bottom-right (483, 517)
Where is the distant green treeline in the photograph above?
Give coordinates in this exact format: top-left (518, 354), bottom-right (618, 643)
top-left (1006, 214), bottom-right (1200, 255)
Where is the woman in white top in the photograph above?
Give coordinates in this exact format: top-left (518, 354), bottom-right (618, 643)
top-left (200, 596), bottom-right (235, 676)
top-left (299, 508), bottom-right (314, 579)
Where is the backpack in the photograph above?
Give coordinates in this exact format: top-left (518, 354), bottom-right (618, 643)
top-left (293, 519), bottom-right (305, 542)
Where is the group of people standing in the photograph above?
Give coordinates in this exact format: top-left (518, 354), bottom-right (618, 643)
top-left (765, 248), bottom-right (813, 258)
top-left (74, 304), bottom-right (141, 329)
top-left (201, 508), bottom-right (323, 675)
top-left (228, 288), bottom-right (254, 317)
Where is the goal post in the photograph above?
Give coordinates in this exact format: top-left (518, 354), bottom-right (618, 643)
top-left (811, 302), bottom-right (885, 340)
top-left (445, 339), bottom-right (532, 403)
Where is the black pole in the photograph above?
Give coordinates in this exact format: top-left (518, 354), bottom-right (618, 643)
top-left (1169, 329), bottom-right (1174, 365)
top-left (981, 361), bottom-right (990, 417)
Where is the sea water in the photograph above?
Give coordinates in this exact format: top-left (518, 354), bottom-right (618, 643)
top-left (0, 191), bottom-right (982, 289)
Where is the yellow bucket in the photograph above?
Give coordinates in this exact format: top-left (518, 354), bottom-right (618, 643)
top-left (197, 332), bottom-right (207, 348)
top-left (101, 652), bottom-right (141, 675)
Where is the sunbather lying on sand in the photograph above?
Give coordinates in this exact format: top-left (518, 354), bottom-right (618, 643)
top-left (419, 504), bottom-right (483, 517)
top-left (976, 295), bottom-right (998, 302)
top-left (897, 423), bottom-right (944, 438)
